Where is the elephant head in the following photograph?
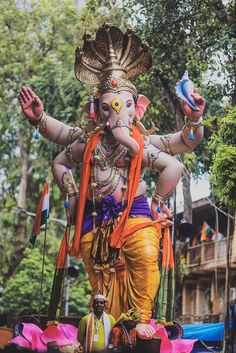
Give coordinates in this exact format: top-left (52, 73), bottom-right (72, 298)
top-left (97, 91), bottom-right (150, 157)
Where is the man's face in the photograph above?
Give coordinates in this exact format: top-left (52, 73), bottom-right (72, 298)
top-left (93, 299), bottom-right (105, 317)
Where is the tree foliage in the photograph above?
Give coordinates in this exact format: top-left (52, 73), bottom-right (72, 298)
top-left (209, 107), bottom-right (236, 210)
top-left (0, 248), bottom-right (54, 318)
top-left (121, 0), bottom-right (235, 169)
top-left (0, 0), bottom-right (124, 319)
top-left (1, 0), bottom-right (236, 321)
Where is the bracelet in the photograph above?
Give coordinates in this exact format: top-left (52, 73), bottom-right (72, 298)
top-left (33, 111), bottom-right (47, 133)
top-left (183, 116), bottom-right (203, 141)
top-left (152, 191), bottom-right (170, 213)
top-left (68, 192), bottom-right (78, 198)
top-left (184, 116), bottom-right (203, 128)
top-left (38, 111), bottom-right (47, 133)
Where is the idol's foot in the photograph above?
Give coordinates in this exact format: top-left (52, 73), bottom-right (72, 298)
top-left (136, 323), bottom-right (156, 340)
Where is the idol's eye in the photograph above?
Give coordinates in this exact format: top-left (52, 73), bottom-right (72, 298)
top-left (102, 104), bottom-right (109, 111)
top-left (126, 100), bottom-right (132, 108)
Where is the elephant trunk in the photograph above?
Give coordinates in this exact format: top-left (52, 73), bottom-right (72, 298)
top-left (111, 127), bottom-right (140, 157)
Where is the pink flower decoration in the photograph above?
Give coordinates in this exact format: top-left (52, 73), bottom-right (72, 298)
top-left (41, 323), bottom-right (79, 347)
top-left (150, 319), bottom-right (197, 353)
top-left (8, 335), bottom-right (31, 350)
top-left (9, 322), bottom-right (79, 352)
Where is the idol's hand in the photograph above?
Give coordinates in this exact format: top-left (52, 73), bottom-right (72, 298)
top-left (151, 200), bottom-right (173, 227)
top-left (182, 88), bottom-right (206, 121)
top-left (18, 87), bottom-right (43, 123)
top-left (65, 195), bottom-right (78, 226)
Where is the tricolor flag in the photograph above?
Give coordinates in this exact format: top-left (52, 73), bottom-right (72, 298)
top-left (201, 222), bottom-right (215, 242)
top-left (30, 182), bottom-right (50, 246)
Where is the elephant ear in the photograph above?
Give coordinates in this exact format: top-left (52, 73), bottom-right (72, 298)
top-left (135, 95), bottom-right (151, 120)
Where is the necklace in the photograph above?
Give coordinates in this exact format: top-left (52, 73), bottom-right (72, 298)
top-left (101, 135), bottom-right (119, 152)
top-left (90, 133), bottom-right (131, 233)
top-left (95, 315), bottom-right (103, 333)
top-left (94, 142), bottom-right (127, 171)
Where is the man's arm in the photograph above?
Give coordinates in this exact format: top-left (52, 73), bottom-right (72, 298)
top-left (18, 86), bottom-right (83, 147)
top-left (78, 316), bottom-right (87, 346)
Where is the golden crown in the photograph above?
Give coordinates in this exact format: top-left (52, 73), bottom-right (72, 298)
top-left (74, 24), bottom-right (152, 96)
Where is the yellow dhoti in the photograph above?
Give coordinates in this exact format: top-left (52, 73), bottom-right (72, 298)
top-left (80, 218), bottom-right (161, 322)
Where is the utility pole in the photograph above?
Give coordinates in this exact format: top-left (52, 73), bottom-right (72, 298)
top-left (223, 212), bottom-right (231, 353)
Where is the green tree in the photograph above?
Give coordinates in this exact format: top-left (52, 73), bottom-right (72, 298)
top-left (209, 107), bottom-right (236, 210)
top-left (68, 260), bottom-right (92, 317)
top-left (120, 0), bottom-right (235, 222)
top-left (0, 248), bottom-right (54, 318)
top-left (0, 0), bottom-right (124, 284)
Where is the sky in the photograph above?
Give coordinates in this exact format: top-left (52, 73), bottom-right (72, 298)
top-left (175, 175), bottom-right (211, 213)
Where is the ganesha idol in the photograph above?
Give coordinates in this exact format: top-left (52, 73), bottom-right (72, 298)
top-left (18, 24), bottom-right (205, 340)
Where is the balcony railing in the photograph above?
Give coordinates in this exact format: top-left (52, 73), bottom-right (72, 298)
top-left (186, 237), bottom-right (233, 268)
top-left (179, 314), bottom-right (222, 324)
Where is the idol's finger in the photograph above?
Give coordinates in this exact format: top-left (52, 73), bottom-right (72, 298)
top-left (19, 91), bottom-right (27, 103)
top-left (27, 87), bottom-right (36, 98)
top-left (18, 96), bottom-right (24, 107)
top-left (34, 96), bottom-right (41, 104)
top-left (22, 86), bottom-right (31, 100)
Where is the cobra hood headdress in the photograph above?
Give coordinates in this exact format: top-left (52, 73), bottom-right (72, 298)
top-left (74, 23), bottom-right (152, 96)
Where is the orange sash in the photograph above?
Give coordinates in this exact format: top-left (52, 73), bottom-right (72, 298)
top-left (61, 125), bottom-right (144, 258)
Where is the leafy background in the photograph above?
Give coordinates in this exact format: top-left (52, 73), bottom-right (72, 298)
top-left (0, 0), bottom-right (235, 322)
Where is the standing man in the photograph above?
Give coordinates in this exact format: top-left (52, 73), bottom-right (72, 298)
top-left (78, 294), bottom-right (115, 352)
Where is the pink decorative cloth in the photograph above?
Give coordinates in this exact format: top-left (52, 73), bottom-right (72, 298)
top-left (150, 319), bottom-right (197, 353)
top-left (9, 323), bottom-right (79, 352)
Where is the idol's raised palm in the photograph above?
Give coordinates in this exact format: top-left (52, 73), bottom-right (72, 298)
top-left (18, 86), bottom-right (43, 122)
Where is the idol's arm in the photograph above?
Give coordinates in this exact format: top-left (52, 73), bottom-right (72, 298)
top-left (18, 86), bottom-right (82, 147)
top-left (150, 89), bottom-right (205, 155)
top-left (142, 143), bottom-right (184, 224)
top-left (52, 141), bottom-right (85, 225)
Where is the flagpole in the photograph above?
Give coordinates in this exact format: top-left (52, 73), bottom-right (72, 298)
top-left (223, 211), bottom-right (231, 353)
top-left (39, 217), bottom-right (48, 317)
top-left (38, 180), bottom-right (50, 319)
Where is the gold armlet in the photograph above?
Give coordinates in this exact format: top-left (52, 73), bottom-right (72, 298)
top-left (62, 171), bottom-right (79, 197)
top-left (160, 134), bottom-right (174, 155)
top-left (67, 126), bottom-right (82, 145)
top-left (65, 145), bottom-right (80, 165)
top-left (147, 147), bottom-right (161, 170)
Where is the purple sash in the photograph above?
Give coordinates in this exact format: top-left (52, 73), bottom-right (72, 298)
top-left (81, 195), bottom-right (152, 236)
